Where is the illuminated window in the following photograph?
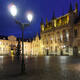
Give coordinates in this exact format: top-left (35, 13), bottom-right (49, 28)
top-left (54, 20), bottom-right (56, 27)
top-left (57, 19), bottom-right (60, 26)
top-left (65, 17), bottom-right (67, 24)
top-left (42, 25), bottom-right (44, 31)
top-left (60, 33), bottom-right (63, 42)
top-left (59, 19), bottom-right (61, 25)
top-left (66, 31), bottom-right (69, 41)
top-left (67, 15), bottom-right (69, 24)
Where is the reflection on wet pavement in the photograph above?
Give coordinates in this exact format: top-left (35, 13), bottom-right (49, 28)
top-left (0, 56), bottom-right (3, 71)
top-left (0, 56), bottom-right (80, 80)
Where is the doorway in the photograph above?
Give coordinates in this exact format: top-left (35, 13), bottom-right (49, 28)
top-left (73, 46), bottom-right (78, 56)
top-left (46, 49), bottom-right (49, 56)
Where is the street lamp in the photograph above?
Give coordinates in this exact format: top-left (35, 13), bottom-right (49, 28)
top-left (27, 12), bottom-right (33, 22)
top-left (8, 3), bottom-right (33, 73)
top-left (8, 3), bottom-right (17, 17)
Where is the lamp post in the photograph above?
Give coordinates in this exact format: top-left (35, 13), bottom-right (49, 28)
top-left (14, 20), bottom-right (31, 73)
top-left (8, 3), bottom-right (33, 73)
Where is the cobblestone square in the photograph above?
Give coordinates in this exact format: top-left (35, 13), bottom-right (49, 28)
top-left (0, 56), bottom-right (80, 80)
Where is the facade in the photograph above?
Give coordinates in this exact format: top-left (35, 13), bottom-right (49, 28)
top-left (0, 35), bottom-right (32, 56)
top-left (0, 36), bottom-right (17, 55)
top-left (0, 39), bottom-right (10, 55)
top-left (0, 3), bottom-right (80, 56)
top-left (0, 34), bottom-right (43, 56)
top-left (32, 33), bottom-right (44, 56)
top-left (40, 2), bottom-right (80, 56)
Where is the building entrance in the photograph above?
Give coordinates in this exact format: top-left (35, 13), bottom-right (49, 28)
top-left (10, 44), bottom-right (16, 56)
top-left (46, 49), bottom-right (49, 56)
top-left (73, 46), bottom-right (78, 56)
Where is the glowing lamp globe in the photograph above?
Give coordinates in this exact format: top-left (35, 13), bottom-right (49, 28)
top-left (8, 4), bottom-right (17, 17)
top-left (27, 12), bottom-right (33, 22)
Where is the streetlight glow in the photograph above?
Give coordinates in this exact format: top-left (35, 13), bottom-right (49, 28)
top-left (27, 12), bottom-right (33, 22)
top-left (8, 4), bottom-right (17, 17)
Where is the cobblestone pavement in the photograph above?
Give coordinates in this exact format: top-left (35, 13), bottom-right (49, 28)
top-left (0, 56), bottom-right (80, 80)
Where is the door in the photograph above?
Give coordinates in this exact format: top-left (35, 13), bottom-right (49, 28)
top-left (73, 47), bottom-right (78, 56)
top-left (46, 49), bottom-right (49, 56)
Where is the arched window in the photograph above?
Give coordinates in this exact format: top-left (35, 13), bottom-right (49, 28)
top-left (60, 32), bottom-right (63, 42)
top-left (66, 30), bottom-right (69, 41)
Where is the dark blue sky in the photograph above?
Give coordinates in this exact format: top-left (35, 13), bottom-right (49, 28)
top-left (0, 0), bottom-right (80, 39)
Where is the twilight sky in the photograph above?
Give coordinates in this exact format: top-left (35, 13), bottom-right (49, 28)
top-left (0, 0), bottom-right (80, 39)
